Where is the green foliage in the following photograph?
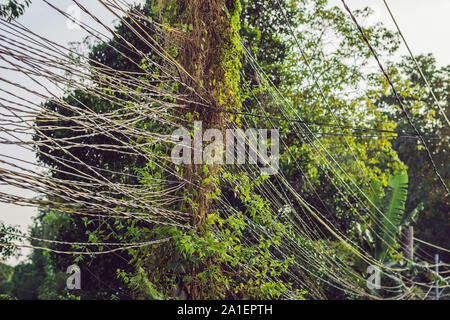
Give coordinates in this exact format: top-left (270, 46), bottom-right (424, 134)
top-left (401, 203), bottom-right (423, 228)
top-left (377, 173), bottom-right (408, 262)
top-left (0, 0), bottom-right (30, 20)
top-left (240, 0), bottom-right (299, 86)
top-left (124, 171), bottom-right (300, 299)
top-left (117, 268), bottom-right (165, 300)
top-left (0, 262), bottom-right (14, 297)
top-left (373, 54), bottom-right (449, 262)
top-left (0, 262), bottom-right (13, 283)
top-left (7, 262), bottom-right (45, 300)
top-left (31, 1), bottom-right (170, 299)
top-left (0, 222), bottom-right (22, 260)
top-left (0, 229), bottom-right (68, 300)
top-left (16, 0), bottom-right (445, 300)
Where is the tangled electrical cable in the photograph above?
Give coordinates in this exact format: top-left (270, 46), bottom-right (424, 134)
top-left (0, 0), bottom-right (447, 300)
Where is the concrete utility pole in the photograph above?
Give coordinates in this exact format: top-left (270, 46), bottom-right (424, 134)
top-left (435, 254), bottom-right (439, 300)
top-left (401, 226), bottom-right (414, 261)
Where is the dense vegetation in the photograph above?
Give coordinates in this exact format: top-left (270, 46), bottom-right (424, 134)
top-left (0, 0), bottom-right (448, 300)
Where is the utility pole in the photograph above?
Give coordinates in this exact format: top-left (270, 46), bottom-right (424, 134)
top-left (402, 225), bottom-right (414, 261)
top-left (435, 253), bottom-right (439, 300)
top-left (175, 0), bottom-right (243, 299)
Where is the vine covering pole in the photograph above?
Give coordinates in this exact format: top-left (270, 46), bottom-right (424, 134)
top-left (174, 0), bottom-right (243, 298)
top-left (175, 0), bottom-right (242, 228)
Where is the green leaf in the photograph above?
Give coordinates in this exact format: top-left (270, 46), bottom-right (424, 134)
top-left (377, 173), bottom-right (408, 262)
top-left (401, 203), bottom-right (424, 227)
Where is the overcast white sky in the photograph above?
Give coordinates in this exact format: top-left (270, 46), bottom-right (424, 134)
top-left (0, 0), bottom-right (120, 265)
top-left (0, 0), bottom-right (449, 265)
top-left (333, 0), bottom-right (450, 67)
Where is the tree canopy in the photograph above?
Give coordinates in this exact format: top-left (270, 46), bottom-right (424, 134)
top-left (0, 0), bottom-right (448, 300)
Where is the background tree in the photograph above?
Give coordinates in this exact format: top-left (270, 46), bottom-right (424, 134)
top-left (372, 54), bottom-right (449, 262)
top-left (21, 0), bottom-right (303, 300)
top-left (2, 0), bottom-right (446, 300)
top-left (0, 0), bottom-right (30, 20)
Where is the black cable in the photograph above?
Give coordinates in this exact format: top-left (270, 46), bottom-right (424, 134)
top-left (215, 108), bottom-right (448, 140)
